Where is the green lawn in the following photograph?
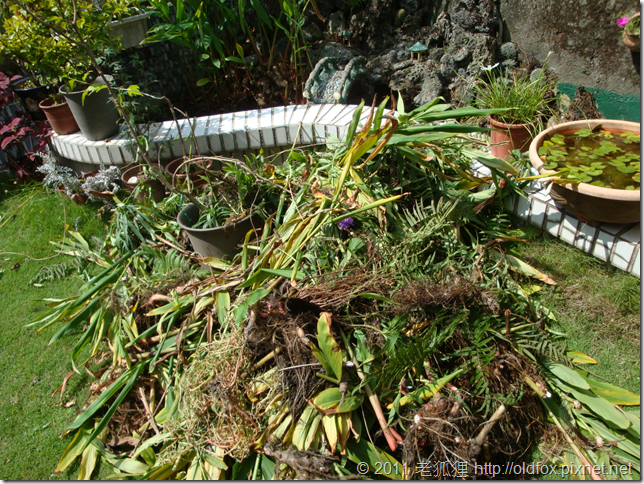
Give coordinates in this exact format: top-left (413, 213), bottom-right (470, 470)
top-left (515, 235), bottom-right (640, 394)
top-left (0, 182), bottom-right (106, 480)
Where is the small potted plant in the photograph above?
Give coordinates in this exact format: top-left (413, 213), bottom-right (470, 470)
top-left (618, 13), bottom-right (640, 51)
top-left (176, 160), bottom-right (266, 261)
top-left (121, 162), bottom-right (166, 202)
top-left (0, 72), bottom-right (51, 182)
top-left (474, 61), bottom-right (557, 160)
top-left (37, 153), bottom-right (87, 203)
top-left (38, 93), bottom-right (80, 136)
top-left (81, 163), bottom-right (123, 202)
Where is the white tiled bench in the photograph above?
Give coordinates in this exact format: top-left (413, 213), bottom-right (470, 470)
top-left (49, 104), bottom-right (640, 278)
top-left (50, 104), bottom-right (368, 169)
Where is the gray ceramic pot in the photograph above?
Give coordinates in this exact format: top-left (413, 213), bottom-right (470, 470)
top-left (59, 79), bottom-right (120, 141)
top-left (177, 204), bottom-right (263, 260)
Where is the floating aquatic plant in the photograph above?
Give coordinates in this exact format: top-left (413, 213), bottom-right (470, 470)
top-left (539, 129), bottom-right (640, 189)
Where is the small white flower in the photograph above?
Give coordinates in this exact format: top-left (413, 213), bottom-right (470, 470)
top-left (414, 414), bottom-right (422, 426)
top-left (481, 62), bottom-right (500, 71)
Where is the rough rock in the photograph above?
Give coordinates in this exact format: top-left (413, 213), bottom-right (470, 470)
top-left (450, 0), bottom-right (499, 34)
top-left (400, 0), bottom-right (420, 13)
top-left (413, 74), bottom-right (444, 106)
top-left (327, 11), bottom-right (345, 34)
top-left (302, 22), bottom-right (324, 43)
top-left (393, 9), bottom-right (408, 28)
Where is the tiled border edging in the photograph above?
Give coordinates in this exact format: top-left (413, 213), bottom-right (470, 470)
top-left (49, 104), bottom-right (641, 278)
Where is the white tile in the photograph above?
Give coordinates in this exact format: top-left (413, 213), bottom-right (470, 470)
top-left (531, 188), bottom-right (551, 203)
top-left (258, 108), bottom-right (273, 129)
top-left (560, 215), bottom-right (578, 245)
top-left (106, 144), bottom-right (124, 165)
top-left (312, 124), bottom-right (327, 143)
top-left (544, 205), bottom-right (563, 237)
top-left (220, 112), bottom-right (234, 134)
top-left (316, 104), bottom-right (346, 124)
top-left (70, 142), bottom-right (83, 162)
top-left (244, 110), bottom-right (260, 130)
top-left (610, 239), bottom-right (634, 272)
top-left (574, 223), bottom-right (598, 252)
top-left (271, 106), bottom-right (287, 127)
top-left (530, 199), bottom-right (547, 227)
top-left (221, 132), bottom-right (236, 151)
top-left (283, 105), bottom-right (297, 125)
top-left (302, 105), bottom-right (323, 125)
top-left (592, 230), bottom-right (615, 262)
top-left (274, 126), bottom-right (288, 147)
top-left (247, 129), bottom-right (262, 149)
top-left (288, 123), bottom-right (300, 145)
top-left (152, 122), bottom-right (173, 143)
top-left (513, 195), bottom-right (531, 220)
top-left (621, 224), bottom-right (641, 243)
top-left (120, 144), bottom-right (136, 164)
top-left (334, 105), bottom-right (359, 126)
top-left (337, 126), bottom-right (348, 140)
top-left (288, 105), bottom-right (308, 125)
top-left (234, 130), bottom-right (249, 150)
top-left (260, 127), bottom-right (275, 148)
top-left (599, 222), bottom-right (629, 236)
top-left (207, 115), bottom-right (222, 136)
top-left (193, 116), bottom-right (208, 138)
top-left (207, 132), bottom-right (222, 154)
top-left (629, 250), bottom-right (640, 277)
top-left (97, 144), bottom-right (110, 164)
top-left (300, 124), bottom-right (314, 144)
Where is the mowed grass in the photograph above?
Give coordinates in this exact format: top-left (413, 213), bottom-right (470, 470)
top-left (515, 234), bottom-right (641, 394)
top-left (0, 181), bottom-right (106, 480)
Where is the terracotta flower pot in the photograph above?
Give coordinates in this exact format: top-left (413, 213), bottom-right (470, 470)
top-left (121, 163), bottom-right (166, 203)
top-left (38, 99), bottom-right (80, 136)
top-left (488, 116), bottom-right (533, 161)
top-left (528, 119), bottom-right (640, 224)
top-left (164, 157), bottom-right (218, 189)
top-left (622, 13), bottom-right (640, 51)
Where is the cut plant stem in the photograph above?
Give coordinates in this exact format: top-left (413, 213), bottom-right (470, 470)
top-left (339, 327), bottom-right (403, 452)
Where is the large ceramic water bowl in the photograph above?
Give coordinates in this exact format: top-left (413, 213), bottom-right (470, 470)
top-left (529, 119), bottom-right (640, 224)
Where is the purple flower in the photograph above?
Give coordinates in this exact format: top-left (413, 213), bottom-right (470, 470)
top-left (338, 217), bottom-right (354, 231)
top-left (617, 17), bottom-right (630, 26)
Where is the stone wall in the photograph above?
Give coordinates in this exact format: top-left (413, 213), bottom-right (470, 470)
top-left (498, 0), bottom-right (640, 97)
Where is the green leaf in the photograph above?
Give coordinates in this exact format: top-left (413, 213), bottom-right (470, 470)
top-left (56, 422), bottom-right (94, 472)
top-left (396, 91), bottom-right (405, 115)
top-left (245, 288), bottom-right (270, 306)
top-left (216, 291), bottom-right (230, 326)
top-left (461, 148), bottom-right (520, 176)
top-left (492, 252), bottom-right (557, 285)
top-left (581, 375), bottom-right (641, 406)
top-left (566, 350), bottom-right (597, 365)
top-left (391, 368), bottom-right (465, 408)
top-left (345, 439), bottom-right (405, 479)
top-left (551, 378), bottom-right (631, 430)
top-left (196, 78), bottom-right (211, 87)
top-left (544, 361), bottom-right (590, 389)
top-left (312, 387), bottom-right (364, 413)
top-left (310, 313), bottom-right (343, 381)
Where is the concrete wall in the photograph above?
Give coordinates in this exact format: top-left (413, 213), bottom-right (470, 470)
top-left (498, 0), bottom-right (640, 98)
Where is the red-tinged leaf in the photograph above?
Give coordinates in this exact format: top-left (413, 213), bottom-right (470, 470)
top-left (17, 126), bottom-right (32, 137)
top-left (9, 117), bottom-right (21, 128)
top-left (10, 75), bottom-right (22, 82)
top-left (1, 135), bottom-right (18, 150)
top-left (0, 125), bottom-right (12, 135)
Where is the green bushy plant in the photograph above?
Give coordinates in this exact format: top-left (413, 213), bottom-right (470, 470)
top-left (473, 63), bottom-right (558, 127)
top-left (0, 0), bottom-right (139, 86)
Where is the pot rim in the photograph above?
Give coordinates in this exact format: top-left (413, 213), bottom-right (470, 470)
top-left (177, 203), bottom-right (259, 233)
top-left (38, 98), bottom-right (67, 109)
top-left (487, 114), bottom-right (533, 129)
top-left (528, 119), bottom-right (641, 201)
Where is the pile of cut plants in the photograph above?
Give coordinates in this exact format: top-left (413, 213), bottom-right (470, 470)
top-left (31, 100), bottom-right (640, 480)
